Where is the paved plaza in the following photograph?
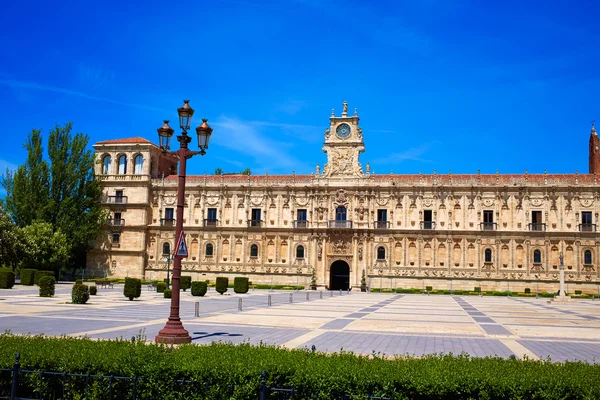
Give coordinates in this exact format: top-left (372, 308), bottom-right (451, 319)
top-left (1, 284), bottom-right (600, 363)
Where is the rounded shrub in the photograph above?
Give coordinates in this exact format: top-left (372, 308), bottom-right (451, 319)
top-left (156, 281), bottom-right (166, 293)
top-left (38, 276), bottom-right (55, 297)
top-left (524, 287), bottom-right (531, 294)
top-left (19, 269), bottom-right (37, 286)
top-left (425, 286), bottom-right (433, 292)
top-left (164, 289), bottom-right (172, 299)
top-left (72, 284), bottom-right (90, 304)
top-left (216, 277), bottom-right (228, 295)
top-left (234, 277), bottom-right (249, 294)
top-left (89, 285), bottom-right (98, 295)
top-left (474, 286), bottom-right (481, 293)
top-left (35, 270), bottom-right (55, 286)
top-left (124, 278), bottom-right (142, 301)
top-left (191, 281), bottom-right (208, 297)
top-left (0, 269), bottom-right (15, 289)
top-left (180, 276), bottom-right (192, 292)
top-left (75, 279), bottom-right (82, 285)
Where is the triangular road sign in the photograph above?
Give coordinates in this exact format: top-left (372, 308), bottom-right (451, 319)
top-left (175, 231), bottom-right (188, 258)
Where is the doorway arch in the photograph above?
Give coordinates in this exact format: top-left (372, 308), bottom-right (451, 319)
top-left (330, 260), bottom-right (350, 290)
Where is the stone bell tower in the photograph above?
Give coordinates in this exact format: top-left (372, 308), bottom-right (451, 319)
top-left (589, 121), bottom-right (600, 174)
top-left (321, 101), bottom-right (365, 178)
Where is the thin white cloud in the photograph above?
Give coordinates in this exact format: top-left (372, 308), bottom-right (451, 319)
top-left (77, 64), bottom-right (115, 91)
top-left (0, 79), bottom-right (169, 113)
top-left (372, 142), bottom-right (439, 165)
top-left (0, 159), bottom-right (18, 173)
top-left (277, 99), bottom-right (308, 115)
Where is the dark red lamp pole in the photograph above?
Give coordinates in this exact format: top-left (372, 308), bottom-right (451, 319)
top-left (155, 100), bottom-right (213, 344)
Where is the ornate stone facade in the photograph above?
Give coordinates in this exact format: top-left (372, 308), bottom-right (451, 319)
top-left (86, 107), bottom-right (600, 293)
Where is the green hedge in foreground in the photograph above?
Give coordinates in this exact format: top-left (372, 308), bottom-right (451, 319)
top-left (0, 334), bottom-right (599, 399)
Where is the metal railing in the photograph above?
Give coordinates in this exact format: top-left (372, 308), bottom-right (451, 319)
top-left (203, 219), bottom-right (218, 227)
top-left (374, 221), bottom-right (390, 229)
top-left (329, 220), bottom-right (353, 228)
top-left (105, 195), bottom-right (128, 204)
top-left (294, 220), bottom-right (309, 228)
top-left (579, 223), bottom-right (597, 232)
top-left (420, 221), bottom-right (436, 230)
top-left (160, 218), bottom-right (175, 227)
top-left (480, 222), bottom-right (497, 231)
top-left (106, 218), bottom-right (125, 226)
top-left (248, 219), bottom-right (263, 228)
top-left (528, 223), bottom-right (546, 232)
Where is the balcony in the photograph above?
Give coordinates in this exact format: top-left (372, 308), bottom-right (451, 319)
top-left (106, 218), bottom-right (125, 226)
top-left (528, 223), bottom-right (546, 232)
top-left (480, 222), bottom-right (498, 231)
top-left (203, 219), bottom-right (218, 227)
top-left (329, 220), bottom-right (353, 229)
top-left (579, 223), bottom-right (597, 232)
top-left (374, 221), bottom-right (390, 229)
top-left (294, 220), bottom-right (309, 228)
top-left (160, 218), bottom-right (176, 227)
top-left (105, 195), bottom-right (128, 204)
top-left (248, 219), bottom-right (263, 228)
top-left (420, 221), bottom-right (436, 230)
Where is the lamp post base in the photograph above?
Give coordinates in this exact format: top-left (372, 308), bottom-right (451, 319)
top-left (155, 320), bottom-right (191, 344)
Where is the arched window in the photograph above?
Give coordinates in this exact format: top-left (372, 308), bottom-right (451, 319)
top-left (162, 242), bottom-right (170, 256)
top-left (134, 155), bottom-right (144, 174)
top-left (484, 248), bottom-right (492, 263)
top-left (584, 250), bottom-right (593, 265)
top-left (205, 243), bottom-right (213, 257)
top-left (533, 249), bottom-right (542, 263)
top-left (335, 206), bottom-right (347, 221)
top-left (102, 156), bottom-right (111, 174)
top-left (296, 245), bottom-right (305, 258)
top-left (377, 246), bottom-right (386, 260)
top-left (118, 155), bottom-right (127, 174)
top-left (250, 244), bottom-right (259, 257)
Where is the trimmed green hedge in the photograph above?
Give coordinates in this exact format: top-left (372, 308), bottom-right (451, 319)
top-left (191, 281), bottom-right (207, 297)
top-left (216, 277), bottom-right (228, 295)
top-left (89, 285), bottom-right (97, 295)
top-left (251, 284), bottom-right (304, 290)
top-left (38, 276), bottom-right (55, 297)
top-left (0, 334), bottom-right (600, 399)
top-left (180, 276), bottom-right (192, 291)
top-left (0, 269), bottom-right (15, 289)
top-left (20, 269), bottom-right (37, 286)
top-left (156, 281), bottom-right (166, 293)
top-left (34, 270), bottom-right (55, 286)
top-left (164, 288), bottom-right (172, 299)
top-left (71, 284), bottom-right (89, 304)
top-left (124, 278), bottom-right (141, 301)
top-left (234, 277), bottom-right (249, 294)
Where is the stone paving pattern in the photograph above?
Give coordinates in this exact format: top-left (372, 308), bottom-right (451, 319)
top-left (1, 284), bottom-right (600, 363)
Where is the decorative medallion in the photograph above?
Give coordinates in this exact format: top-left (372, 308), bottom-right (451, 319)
top-left (336, 123), bottom-right (351, 139)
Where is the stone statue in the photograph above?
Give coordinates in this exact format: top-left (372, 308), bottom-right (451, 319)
top-left (354, 108), bottom-right (358, 117)
top-left (342, 101), bottom-right (348, 114)
top-left (358, 242), bottom-right (363, 260)
top-left (316, 164), bottom-right (320, 174)
top-left (357, 127), bottom-right (363, 140)
top-left (317, 241), bottom-right (323, 260)
top-left (366, 162), bottom-right (370, 174)
top-left (324, 128), bottom-right (330, 138)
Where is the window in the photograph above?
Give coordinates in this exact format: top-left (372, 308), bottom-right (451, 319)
top-left (162, 242), bottom-right (171, 256)
top-left (377, 246), bottom-right (386, 260)
top-left (102, 156), bottom-right (111, 174)
top-left (582, 211), bottom-right (593, 231)
top-left (584, 250), bottom-right (593, 265)
top-left (251, 209), bottom-right (261, 225)
top-left (207, 208), bottom-right (217, 221)
top-left (296, 245), bottom-right (305, 258)
top-left (484, 248), bottom-right (492, 263)
top-left (531, 211), bottom-right (543, 231)
top-left (111, 232), bottom-right (120, 245)
top-left (533, 249), bottom-right (542, 263)
top-left (165, 208), bottom-right (174, 220)
top-left (205, 243), bottom-right (213, 257)
top-left (113, 212), bottom-right (122, 225)
top-left (250, 244), bottom-right (259, 257)
top-left (377, 209), bottom-right (387, 222)
top-left (335, 206), bottom-right (347, 221)
top-left (134, 155), bottom-right (143, 174)
top-left (422, 210), bottom-right (433, 229)
top-left (483, 210), bottom-right (495, 230)
top-left (115, 190), bottom-right (124, 203)
top-left (118, 155), bottom-right (127, 174)
top-left (297, 209), bottom-right (307, 221)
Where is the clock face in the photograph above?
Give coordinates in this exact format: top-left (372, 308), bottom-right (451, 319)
top-left (336, 123), bottom-right (351, 139)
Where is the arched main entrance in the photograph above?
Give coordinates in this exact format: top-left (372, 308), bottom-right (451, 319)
top-left (329, 260), bottom-right (350, 290)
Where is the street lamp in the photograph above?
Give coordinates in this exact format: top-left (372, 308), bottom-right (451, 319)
top-left (163, 252), bottom-right (173, 289)
top-left (155, 100), bottom-right (213, 345)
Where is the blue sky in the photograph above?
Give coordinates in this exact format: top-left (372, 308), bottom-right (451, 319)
top-left (1, 0), bottom-right (599, 196)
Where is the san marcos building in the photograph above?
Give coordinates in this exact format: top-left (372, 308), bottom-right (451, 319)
top-left (87, 103), bottom-right (600, 293)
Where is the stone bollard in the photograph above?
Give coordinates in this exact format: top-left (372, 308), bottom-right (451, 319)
top-left (289, 293), bottom-right (293, 303)
top-left (238, 298), bottom-right (243, 311)
top-left (195, 302), bottom-right (200, 317)
top-left (268, 294), bottom-right (272, 306)
top-left (306, 292), bottom-right (309, 301)
top-left (320, 291), bottom-right (323, 299)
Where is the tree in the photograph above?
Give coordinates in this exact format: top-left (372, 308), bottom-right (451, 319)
top-left (0, 207), bottom-right (19, 269)
top-left (240, 168), bottom-right (251, 175)
top-left (214, 168), bottom-right (223, 175)
top-left (1, 123), bottom-right (106, 271)
top-left (19, 222), bottom-right (70, 273)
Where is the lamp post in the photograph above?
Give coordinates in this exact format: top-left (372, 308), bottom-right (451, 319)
top-left (163, 252), bottom-right (173, 289)
top-left (155, 100), bottom-right (213, 344)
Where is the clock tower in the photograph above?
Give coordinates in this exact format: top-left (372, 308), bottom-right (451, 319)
top-left (321, 101), bottom-right (366, 178)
